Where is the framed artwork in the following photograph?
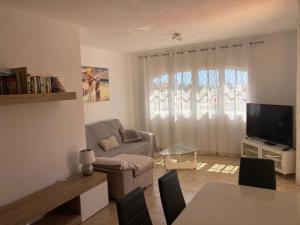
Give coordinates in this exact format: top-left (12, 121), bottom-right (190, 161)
top-left (81, 66), bottom-right (110, 102)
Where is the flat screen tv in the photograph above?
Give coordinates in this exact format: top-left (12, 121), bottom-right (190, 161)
top-left (246, 103), bottom-right (293, 147)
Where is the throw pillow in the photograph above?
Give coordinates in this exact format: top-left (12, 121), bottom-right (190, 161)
top-left (98, 136), bottom-right (119, 151)
top-left (119, 129), bottom-right (142, 143)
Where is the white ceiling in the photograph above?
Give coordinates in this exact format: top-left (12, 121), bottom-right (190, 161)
top-left (0, 0), bottom-right (298, 53)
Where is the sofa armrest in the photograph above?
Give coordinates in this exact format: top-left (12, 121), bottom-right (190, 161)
top-left (93, 156), bottom-right (136, 172)
top-left (94, 165), bottom-right (134, 199)
top-left (93, 164), bottom-right (130, 173)
top-left (137, 131), bottom-right (157, 152)
top-left (137, 131), bottom-right (154, 141)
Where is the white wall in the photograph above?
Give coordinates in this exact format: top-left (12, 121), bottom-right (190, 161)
top-left (250, 32), bottom-right (297, 147)
top-left (249, 32), bottom-right (297, 106)
top-left (0, 6), bottom-right (86, 206)
top-left (80, 46), bottom-right (133, 128)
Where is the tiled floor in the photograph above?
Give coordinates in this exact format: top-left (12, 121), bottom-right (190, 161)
top-left (83, 155), bottom-right (300, 225)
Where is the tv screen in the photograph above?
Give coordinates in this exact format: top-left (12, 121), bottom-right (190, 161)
top-left (246, 103), bottom-right (293, 147)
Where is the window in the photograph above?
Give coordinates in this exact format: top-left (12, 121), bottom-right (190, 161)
top-left (174, 71), bottom-right (192, 120)
top-left (150, 68), bottom-right (248, 121)
top-left (197, 69), bottom-right (219, 119)
top-left (150, 74), bottom-right (169, 118)
top-left (224, 68), bottom-right (248, 120)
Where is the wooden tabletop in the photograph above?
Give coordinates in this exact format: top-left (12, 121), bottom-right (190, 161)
top-left (173, 182), bottom-right (300, 225)
top-left (0, 172), bottom-right (107, 225)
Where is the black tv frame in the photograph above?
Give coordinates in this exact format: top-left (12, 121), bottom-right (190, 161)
top-left (246, 103), bottom-right (294, 148)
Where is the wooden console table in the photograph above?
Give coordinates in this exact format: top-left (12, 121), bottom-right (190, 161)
top-left (0, 172), bottom-right (108, 225)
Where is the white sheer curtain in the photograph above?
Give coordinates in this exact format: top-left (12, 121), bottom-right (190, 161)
top-left (138, 43), bottom-right (250, 154)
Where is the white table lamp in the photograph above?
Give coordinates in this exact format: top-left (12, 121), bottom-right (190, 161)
top-left (79, 149), bottom-right (95, 176)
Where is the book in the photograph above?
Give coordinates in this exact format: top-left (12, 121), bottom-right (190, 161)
top-left (33, 76), bottom-right (38, 94)
top-left (11, 67), bottom-right (29, 94)
top-left (27, 74), bottom-right (32, 94)
top-left (30, 76), bottom-right (35, 94)
top-left (0, 72), bottom-right (14, 95)
top-left (45, 77), bottom-right (52, 93)
top-left (36, 76), bottom-right (41, 93)
top-left (0, 68), bottom-right (67, 95)
top-left (10, 75), bottom-right (18, 94)
top-left (51, 76), bottom-right (65, 93)
top-left (40, 77), bottom-right (47, 93)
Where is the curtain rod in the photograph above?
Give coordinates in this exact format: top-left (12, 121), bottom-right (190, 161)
top-left (138, 40), bottom-right (264, 59)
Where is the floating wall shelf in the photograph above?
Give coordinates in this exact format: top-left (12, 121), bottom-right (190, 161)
top-left (0, 92), bottom-right (77, 105)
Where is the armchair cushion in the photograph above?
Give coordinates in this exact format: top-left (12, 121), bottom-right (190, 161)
top-left (114, 154), bottom-right (154, 176)
top-left (98, 136), bottom-right (120, 151)
top-left (94, 154), bottom-right (154, 177)
top-left (137, 131), bottom-right (154, 142)
top-left (94, 157), bottom-right (133, 171)
top-left (119, 129), bottom-right (142, 143)
top-left (86, 119), bottom-right (156, 157)
top-left (94, 154), bottom-right (154, 199)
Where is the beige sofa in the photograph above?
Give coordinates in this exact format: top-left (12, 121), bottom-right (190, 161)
top-left (86, 119), bottom-right (156, 199)
top-left (85, 119), bottom-right (156, 157)
top-left (93, 154), bottom-right (154, 199)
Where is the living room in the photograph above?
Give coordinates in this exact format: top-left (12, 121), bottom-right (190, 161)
top-left (0, 0), bottom-right (300, 225)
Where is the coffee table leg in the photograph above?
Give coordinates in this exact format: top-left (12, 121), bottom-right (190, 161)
top-left (163, 152), bottom-right (197, 170)
top-left (164, 155), bottom-right (172, 170)
top-left (194, 151), bottom-right (197, 169)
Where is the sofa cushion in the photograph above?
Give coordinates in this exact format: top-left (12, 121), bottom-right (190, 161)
top-left (118, 142), bottom-right (152, 156)
top-left (86, 121), bottom-right (111, 141)
top-left (94, 141), bottom-right (151, 157)
top-left (98, 136), bottom-right (119, 151)
top-left (113, 154), bottom-right (154, 177)
top-left (86, 119), bottom-right (153, 157)
top-left (103, 119), bottom-right (123, 142)
top-left (119, 129), bottom-right (142, 143)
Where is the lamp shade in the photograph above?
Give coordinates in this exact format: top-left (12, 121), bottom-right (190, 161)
top-left (79, 149), bottom-right (95, 164)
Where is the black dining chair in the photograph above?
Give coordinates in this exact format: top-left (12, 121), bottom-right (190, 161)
top-left (116, 187), bottom-right (152, 225)
top-left (158, 170), bottom-right (186, 225)
top-left (238, 157), bottom-right (276, 190)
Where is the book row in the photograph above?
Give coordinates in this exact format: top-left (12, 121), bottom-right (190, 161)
top-left (0, 72), bottom-right (65, 95)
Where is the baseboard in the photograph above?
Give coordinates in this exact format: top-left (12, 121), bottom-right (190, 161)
top-left (196, 151), bottom-right (240, 158)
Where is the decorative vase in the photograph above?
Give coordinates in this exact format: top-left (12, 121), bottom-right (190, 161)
top-left (81, 163), bottom-right (94, 176)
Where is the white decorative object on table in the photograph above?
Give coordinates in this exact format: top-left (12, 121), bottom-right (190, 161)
top-left (79, 149), bottom-right (95, 176)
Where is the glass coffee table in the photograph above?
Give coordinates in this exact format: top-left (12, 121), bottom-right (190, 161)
top-left (160, 144), bottom-right (198, 169)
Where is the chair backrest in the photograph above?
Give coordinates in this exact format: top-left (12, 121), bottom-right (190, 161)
top-left (117, 187), bottom-right (152, 225)
top-left (238, 157), bottom-right (276, 190)
top-left (158, 170), bottom-right (186, 225)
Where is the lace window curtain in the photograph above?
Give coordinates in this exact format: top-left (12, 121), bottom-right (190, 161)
top-left (139, 43), bottom-right (250, 154)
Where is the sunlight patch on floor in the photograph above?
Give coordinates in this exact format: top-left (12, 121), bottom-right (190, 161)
top-left (221, 165), bottom-right (239, 174)
top-left (208, 164), bottom-right (226, 172)
top-left (155, 158), bottom-right (164, 166)
top-left (196, 162), bottom-right (207, 170)
top-left (208, 164), bottom-right (239, 174)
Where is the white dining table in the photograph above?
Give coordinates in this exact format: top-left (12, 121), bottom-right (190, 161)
top-left (173, 182), bottom-right (300, 225)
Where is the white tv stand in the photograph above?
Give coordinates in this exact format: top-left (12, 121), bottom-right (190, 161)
top-left (241, 137), bottom-right (295, 176)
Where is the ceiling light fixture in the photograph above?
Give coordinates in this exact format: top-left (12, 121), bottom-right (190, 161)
top-left (172, 32), bottom-right (183, 41)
